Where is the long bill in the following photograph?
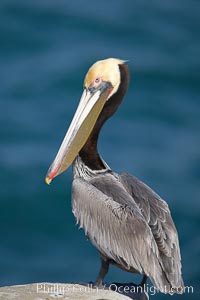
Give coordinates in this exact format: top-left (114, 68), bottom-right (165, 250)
top-left (45, 84), bottom-right (111, 184)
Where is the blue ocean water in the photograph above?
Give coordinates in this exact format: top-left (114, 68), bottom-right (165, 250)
top-left (0, 0), bottom-right (200, 299)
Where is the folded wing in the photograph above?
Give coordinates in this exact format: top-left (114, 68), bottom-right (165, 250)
top-left (72, 173), bottom-right (183, 292)
top-left (120, 173), bottom-right (184, 291)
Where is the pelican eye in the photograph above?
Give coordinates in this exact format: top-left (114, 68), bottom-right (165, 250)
top-left (95, 77), bottom-right (101, 83)
top-left (93, 77), bottom-right (102, 86)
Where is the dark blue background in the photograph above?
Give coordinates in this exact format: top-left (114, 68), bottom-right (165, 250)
top-left (0, 1), bottom-right (199, 299)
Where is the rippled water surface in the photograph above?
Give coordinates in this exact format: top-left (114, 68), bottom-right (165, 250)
top-left (0, 1), bottom-right (200, 299)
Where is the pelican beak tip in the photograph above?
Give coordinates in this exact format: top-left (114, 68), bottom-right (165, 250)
top-left (45, 176), bottom-right (52, 185)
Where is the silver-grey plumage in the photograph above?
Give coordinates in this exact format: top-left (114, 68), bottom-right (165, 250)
top-left (72, 156), bottom-right (184, 294)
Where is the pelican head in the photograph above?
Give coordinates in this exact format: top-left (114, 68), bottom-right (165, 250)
top-left (46, 58), bottom-right (127, 184)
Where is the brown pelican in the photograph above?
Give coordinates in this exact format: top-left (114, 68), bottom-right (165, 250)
top-left (45, 58), bottom-right (184, 294)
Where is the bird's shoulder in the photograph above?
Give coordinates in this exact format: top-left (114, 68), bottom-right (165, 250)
top-left (72, 172), bottom-right (145, 222)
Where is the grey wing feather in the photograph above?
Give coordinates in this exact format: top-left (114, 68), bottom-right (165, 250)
top-left (120, 173), bottom-right (184, 290)
top-left (72, 176), bottom-right (178, 292)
